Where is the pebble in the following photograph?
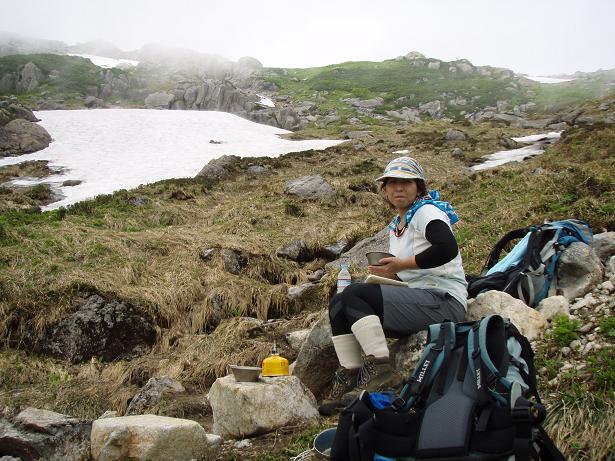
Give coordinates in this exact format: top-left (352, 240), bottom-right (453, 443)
top-left (570, 299), bottom-right (586, 311)
top-left (582, 342), bottom-right (595, 355)
top-left (579, 323), bottom-right (593, 333)
top-left (234, 439), bottom-right (252, 449)
top-left (560, 347), bottom-right (571, 356)
top-left (569, 340), bottom-right (582, 350)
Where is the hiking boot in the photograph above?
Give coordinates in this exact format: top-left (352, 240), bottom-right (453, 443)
top-left (318, 367), bottom-right (357, 416)
top-left (355, 355), bottom-right (403, 392)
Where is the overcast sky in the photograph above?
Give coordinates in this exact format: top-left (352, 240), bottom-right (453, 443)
top-left (1, 0), bottom-right (614, 75)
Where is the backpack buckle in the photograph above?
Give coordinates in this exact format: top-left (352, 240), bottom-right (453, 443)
top-left (391, 397), bottom-right (406, 411)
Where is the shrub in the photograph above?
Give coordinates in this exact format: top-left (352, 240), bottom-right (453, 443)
top-left (547, 315), bottom-right (580, 347)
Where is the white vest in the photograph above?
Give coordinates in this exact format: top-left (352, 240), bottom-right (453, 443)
top-left (388, 205), bottom-right (468, 308)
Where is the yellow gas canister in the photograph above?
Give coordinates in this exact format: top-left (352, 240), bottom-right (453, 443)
top-left (261, 342), bottom-right (289, 377)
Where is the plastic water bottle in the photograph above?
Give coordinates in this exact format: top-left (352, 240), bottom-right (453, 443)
top-left (337, 263), bottom-right (351, 293)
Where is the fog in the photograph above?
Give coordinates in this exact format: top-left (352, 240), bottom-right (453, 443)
top-left (1, 0), bottom-right (614, 75)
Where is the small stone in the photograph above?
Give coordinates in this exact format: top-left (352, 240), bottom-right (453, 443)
top-left (99, 411), bottom-right (118, 419)
top-left (579, 323), bottom-right (593, 334)
top-left (569, 340), bottom-right (582, 350)
top-left (599, 280), bottom-right (614, 293)
top-left (582, 342), bottom-right (595, 354)
top-left (234, 439), bottom-right (252, 449)
top-left (307, 269), bottom-right (325, 282)
top-left (547, 377), bottom-right (558, 386)
top-left (560, 347), bottom-right (571, 356)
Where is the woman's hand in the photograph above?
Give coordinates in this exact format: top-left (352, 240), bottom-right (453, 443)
top-left (368, 256), bottom-right (416, 278)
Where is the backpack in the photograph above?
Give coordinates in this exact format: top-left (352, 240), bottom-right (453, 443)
top-left (466, 219), bottom-right (592, 307)
top-left (330, 315), bottom-right (566, 461)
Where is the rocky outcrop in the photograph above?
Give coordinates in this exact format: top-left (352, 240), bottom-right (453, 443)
top-left (91, 415), bottom-right (221, 461)
top-left (0, 408), bottom-right (91, 461)
top-left (0, 101), bottom-right (52, 157)
top-left (208, 375), bottom-right (319, 438)
top-left (143, 79), bottom-right (304, 130)
top-left (0, 119), bottom-right (51, 157)
top-left (37, 295), bottom-right (156, 363)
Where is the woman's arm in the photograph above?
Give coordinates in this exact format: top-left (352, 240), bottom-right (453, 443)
top-left (368, 219), bottom-right (459, 277)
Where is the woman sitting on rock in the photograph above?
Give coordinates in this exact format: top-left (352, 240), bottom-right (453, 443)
top-left (319, 156), bottom-right (467, 415)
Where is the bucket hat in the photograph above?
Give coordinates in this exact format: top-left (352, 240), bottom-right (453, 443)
top-left (376, 156), bottom-right (426, 182)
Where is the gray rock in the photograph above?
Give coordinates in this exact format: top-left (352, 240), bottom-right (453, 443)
top-left (522, 119), bottom-right (550, 129)
top-left (536, 296), bottom-right (569, 320)
top-left (492, 113), bottom-right (524, 127)
top-left (84, 96), bottom-right (105, 108)
top-left (91, 415), bottom-right (218, 461)
top-left (292, 311), bottom-right (337, 399)
top-left (127, 377), bottom-right (186, 415)
top-left (390, 331), bottom-right (428, 374)
top-left (220, 249), bottom-right (248, 274)
top-left (592, 232), bottom-right (615, 262)
top-left (308, 269), bottom-right (325, 282)
top-left (16, 62), bottom-right (43, 92)
top-left (350, 98), bottom-right (384, 109)
top-left (286, 329), bottom-right (311, 351)
top-left (344, 130), bottom-right (373, 139)
top-left (418, 100), bottom-right (442, 118)
top-left (325, 227), bottom-right (389, 273)
top-left (451, 148), bottom-right (465, 159)
top-left (208, 375), bottom-right (318, 438)
top-left (200, 248), bottom-right (216, 262)
top-left (144, 92), bottom-right (174, 109)
top-left (285, 174), bottom-right (335, 200)
top-left (0, 119), bottom-right (52, 157)
top-left (246, 165), bottom-right (270, 177)
top-left (38, 295), bottom-right (156, 363)
top-left (466, 291), bottom-right (547, 340)
top-left (287, 283), bottom-right (320, 312)
top-left (499, 137), bottom-right (521, 149)
top-left (62, 180), bottom-right (82, 187)
top-left (0, 408), bottom-right (91, 461)
top-left (276, 239), bottom-right (311, 262)
top-left (320, 239), bottom-right (351, 260)
top-left (547, 122), bottom-right (568, 131)
top-left (575, 115), bottom-right (594, 126)
top-left (8, 104), bottom-right (39, 122)
top-left (195, 155), bottom-right (241, 180)
top-left (445, 129), bottom-right (466, 141)
top-left (556, 243), bottom-right (604, 300)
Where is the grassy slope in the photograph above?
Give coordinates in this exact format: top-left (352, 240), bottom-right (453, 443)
top-left (0, 109), bottom-right (614, 457)
top-left (0, 54), bottom-right (125, 107)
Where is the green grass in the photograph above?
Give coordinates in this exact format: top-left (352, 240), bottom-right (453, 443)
top-left (547, 315), bottom-right (581, 347)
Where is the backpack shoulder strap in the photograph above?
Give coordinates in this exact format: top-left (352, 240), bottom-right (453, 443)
top-left (484, 227), bottom-right (531, 272)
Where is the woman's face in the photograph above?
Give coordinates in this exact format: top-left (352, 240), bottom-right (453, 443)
top-left (384, 178), bottom-right (419, 212)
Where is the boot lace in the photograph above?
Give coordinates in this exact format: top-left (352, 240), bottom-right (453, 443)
top-left (357, 355), bottom-right (378, 388)
top-left (328, 368), bottom-right (352, 399)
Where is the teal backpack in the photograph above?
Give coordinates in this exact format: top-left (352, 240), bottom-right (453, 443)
top-left (330, 315), bottom-right (566, 461)
top-left (467, 219), bottom-right (592, 307)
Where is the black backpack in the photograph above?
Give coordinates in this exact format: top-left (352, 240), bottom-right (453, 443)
top-left (466, 219), bottom-right (592, 307)
top-left (330, 315), bottom-right (566, 461)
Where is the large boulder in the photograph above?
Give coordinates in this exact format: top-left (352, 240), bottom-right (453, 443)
top-left (467, 291), bottom-right (547, 340)
top-left (195, 155), bottom-right (240, 180)
top-left (0, 119), bottom-right (52, 157)
top-left (292, 311), bottom-right (338, 399)
top-left (445, 129), bottom-right (466, 141)
top-left (556, 242), bottom-right (603, 300)
top-left (0, 407), bottom-right (90, 461)
top-left (285, 175), bottom-right (336, 200)
top-left (144, 92), bottom-right (174, 109)
top-left (16, 62), bottom-right (43, 92)
top-left (592, 231), bottom-right (615, 262)
top-left (208, 375), bottom-right (319, 438)
top-left (91, 415), bottom-right (220, 461)
top-left (38, 295), bottom-right (156, 363)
